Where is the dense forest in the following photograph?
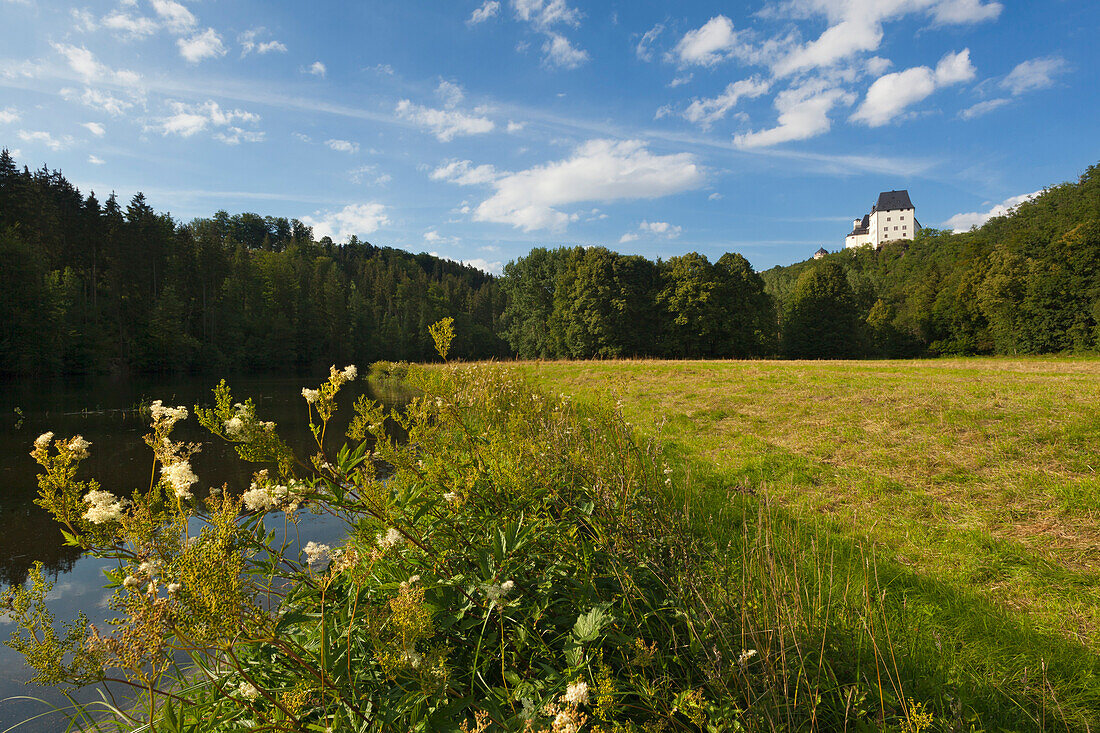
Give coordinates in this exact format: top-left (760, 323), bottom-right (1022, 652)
top-left (3, 148), bottom-right (1099, 374)
top-left (0, 149), bottom-right (508, 377)
top-left (761, 162), bottom-right (1100, 357)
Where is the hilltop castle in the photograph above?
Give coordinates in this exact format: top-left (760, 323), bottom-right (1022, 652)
top-left (845, 190), bottom-right (920, 249)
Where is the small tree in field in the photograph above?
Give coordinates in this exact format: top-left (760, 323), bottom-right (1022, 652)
top-left (428, 316), bottom-right (455, 361)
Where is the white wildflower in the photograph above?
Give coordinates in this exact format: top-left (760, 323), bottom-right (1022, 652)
top-left (376, 528), bottom-right (404, 549)
top-left (500, 580), bottom-right (514, 593)
top-left (238, 681), bottom-right (260, 701)
top-left (443, 491), bottom-right (458, 503)
top-left (167, 582), bottom-right (182, 594)
top-left (138, 560), bottom-right (159, 575)
top-left (122, 576), bottom-right (140, 589)
top-left (34, 432), bottom-right (54, 449)
top-left (401, 648), bottom-right (423, 668)
top-left (738, 648), bottom-right (757, 666)
top-left (303, 541), bottom-right (331, 566)
top-left (342, 364), bottom-right (357, 381)
top-left (485, 579), bottom-right (515, 605)
top-left (301, 388), bottom-right (320, 404)
top-left (67, 435), bottom-right (91, 459)
top-left (83, 489), bottom-right (126, 524)
top-left (241, 486), bottom-right (278, 512)
top-left (400, 574), bottom-right (421, 590)
top-left (149, 400), bottom-right (188, 428)
top-left (563, 680), bottom-right (589, 705)
top-left (223, 416), bottom-right (244, 438)
top-left (161, 461), bottom-right (198, 499)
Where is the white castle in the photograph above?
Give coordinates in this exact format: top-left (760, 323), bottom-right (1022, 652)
top-left (845, 190), bottom-right (920, 249)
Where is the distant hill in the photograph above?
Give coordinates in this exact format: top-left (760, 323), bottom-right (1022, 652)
top-left (762, 163), bottom-right (1100, 356)
top-left (0, 149), bottom-right (509, 376)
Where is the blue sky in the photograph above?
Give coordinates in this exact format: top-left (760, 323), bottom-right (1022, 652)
top-left (1, 0), bottom-right (1097, 272)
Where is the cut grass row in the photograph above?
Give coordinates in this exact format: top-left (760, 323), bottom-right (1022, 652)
top-left (517, 357), bottom-right (1100, 729)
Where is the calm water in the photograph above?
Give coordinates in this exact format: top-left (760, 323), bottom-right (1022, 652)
top-left (0, 373), bottom-right (408, 731)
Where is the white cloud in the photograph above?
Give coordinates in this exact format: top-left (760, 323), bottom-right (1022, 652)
top-left (369, 63), bottom-right (395, 75)
top-left (307, 61), bottom-right (327, 77)
top-left (943, 190), bottom-right (1040, 232)
top-left (512, 0), bottom-right (581, 28)
top-left (436, 80), bottom-right (465, 108)
top-left (156, 100), bottom-right (260, 139)
top-left (684, 77), bottom-right (770, 128)
top-left (639, 219), bottom-right (682, 238)
top-left (88, 154), bottom-right (105, 164)
top-left (62, 87), bottom-right (136, 116)
top-left (735, 83), bottom-right (853, 148)
top-left (178, 28), bottom-right (226, 63)
top-left (472, 138), bottom-right (704, 231)
top-left (930, 0), bottom-right (1002, 24)
top-left (959, 97), bottom-right (1011, 119)
top-left (82, 121), bottom-right (106, 136)
top-left (635, 23), bottom-right (663, 62)
top-left (71, 8), bottom-right (98, 32)
top-left (672, 15), bottom-right (748, 67)
top-left (326, 138), bottom-right (359, 153)
top-left (0, 107), bottom-right (19, 124)
top-left (348, 165), bottom-right (390, 185)
top-left (431, 159), bottom-right (500, 186)
top-left (302, 203), bottom-right (390, 242)
top-left (708, 192), bottom-right (723, 201)
top-left (52, 43), bottom-right (141, 87)
top-left (774, 17), bottom-right (880, 76)
top-left (18, 130), bottom-right (74, 151)
top-left (468, 0), bottom-right (501, 24)
top-left (506, 120), bottom-right (525, 133)
top-left (150, 0), bottom-right (196, 34)
top-left (239, 28), bottom-right (287, 56)
top-left (850, 49), bottom-right (974, 127)
top-left (100, 10), bottom-right (159, 39)
top-left (395, 99), bottom-right (494, 141)
top-left (1001, 56), bottom-right (1066, 96)
top-left (618, 232), bottom-right (639, 243)
top-left (214, 127), bottom-right (265, 144)
top-left (542, 32), bottom-right (588, 68)
top-left (460, 258), bottom-right (504, 275)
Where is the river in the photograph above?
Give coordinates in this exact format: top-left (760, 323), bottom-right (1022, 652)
top-left (0, 372), bottom-right (407, 731)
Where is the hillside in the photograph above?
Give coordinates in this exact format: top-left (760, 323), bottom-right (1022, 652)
top-left (762, 163), bottom-right (1100, 356)
top-left (0, 149), bottom-right (508, 377)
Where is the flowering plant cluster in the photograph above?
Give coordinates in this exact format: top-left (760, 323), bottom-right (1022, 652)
top-left (4, 339), bottom-right (757, 731)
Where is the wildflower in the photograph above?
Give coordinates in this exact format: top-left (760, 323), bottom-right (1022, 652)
top-left (301, 388), bottom-right (320, 404)
top-left (83, 489), bottom-right (125, 524)
top-left (563, 680), bottom-right (589, 705)
top-left (376, 528), bottom-right (404, 549)
top-left (303, 541), bottom-right (331, 566)
top-left (167, 582), bottom-right (182, 594)
top-left (122, 576), bottom-right (141, 589)
top-left (238, 681), bottom-right (260, 701)
top-left (485, 579), bottom-right (515, 606)
top-left (138, 560), bottom-right (160, 575)
top-left (241, 486), bottom-right (278, 512)
top-left (500, 580), bottom-right (515, 593)
top-left (67, 435), bottom-right (91, 459)
top-left (223, 416), bottom-right (244, 438)
top-left (443, 491), bottom-right (458, 503)
top-left (738, 649), bottom-right (757, 666)
top-left (34, 431), bottom-right (54, 449)
top-left (342, 364), bottom-right (357, 381)
top-left (161, 460), bottom-right (198, 499)
top-left (399, 574), bottom-right (421, 590)
top-left (149, 400), bottom-right (188, 428)
top-left (401, 648), bottom-right (423, 669)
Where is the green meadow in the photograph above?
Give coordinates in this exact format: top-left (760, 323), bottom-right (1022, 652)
top-left (519, 357), bottom-right (1100, 729)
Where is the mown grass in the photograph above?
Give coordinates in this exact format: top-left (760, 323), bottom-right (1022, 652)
top-left (516, 357), bottom-right (1100, 730)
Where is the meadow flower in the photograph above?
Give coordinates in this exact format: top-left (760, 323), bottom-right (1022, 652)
top-left (241, 486), bottom-right (278, 512)
top-left (122, 576), bottom-right (141, 589)
top-left (83, 489), bottom-right (126, 524)
top-left (376, 527), bottom-right (403, 549)
top-left (149, 400), bottom-right (188, 428)
top-left (738, 648), bottom-right (757, 666)
top-left (238, 681), bottom-right (260, 701)
top-left (167, 582), bottom-right (181, 594)
top-left (303, 541), bottom-right (331, 566)
top-left (563, 680), bottom-right (589, 705)
top-left (342, 364), bottom-right (357, 381)
top-left (34, 431), bottom-right (54, 449)
top-left (161, 460), bottom-right (198, 499)
top-left (67, 435), bottom-right (91, 459)
top-left (443, 491), bottom-right (458, 503)
top-left (223, 416), bottom-right (244, 438)
top-left (301, 388), bottom-right (320, 403)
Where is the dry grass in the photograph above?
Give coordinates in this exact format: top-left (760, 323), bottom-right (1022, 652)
top-left (515, 357), bottom-right (1100, 648)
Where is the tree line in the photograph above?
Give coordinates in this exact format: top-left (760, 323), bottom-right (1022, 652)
top-left (0, 149), bottom-right (508, 377)
top-left (3, 147), bottom-right (1098, 374)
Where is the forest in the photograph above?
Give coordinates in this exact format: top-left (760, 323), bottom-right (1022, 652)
top-left (0, 149), bottom-right (508, 376)
top-left (2, 148), bottom-right (1099, 375)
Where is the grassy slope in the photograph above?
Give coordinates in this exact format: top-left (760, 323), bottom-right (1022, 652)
top-left (517, 357), bottom-right (1100, 727)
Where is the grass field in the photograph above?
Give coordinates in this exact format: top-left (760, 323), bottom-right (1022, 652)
top-left (517, 357), bottom-right (1100, 728)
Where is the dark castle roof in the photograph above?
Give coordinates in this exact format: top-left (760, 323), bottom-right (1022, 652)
top-left (848, 213), bottom-right (870, 236)
top-left (874, 190), bottom-right (913, 211)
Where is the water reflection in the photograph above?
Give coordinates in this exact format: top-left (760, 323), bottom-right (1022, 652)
top-left (0, 373), bottom-right (407, 731)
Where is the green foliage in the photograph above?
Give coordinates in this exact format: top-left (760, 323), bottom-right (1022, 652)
top-left (428, 316), bottom-right (456, 361)
top-left (781, 261), bottom-right (863, 357)
top-left (0, 149), bottom-right (508, 377)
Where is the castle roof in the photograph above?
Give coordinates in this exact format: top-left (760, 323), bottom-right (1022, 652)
top-left (848, 213), bottom-right (870, 236)
top-left (815, 247), bottom-right (828, 255)
top-left (874, 190), bottom-right (913, 211)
